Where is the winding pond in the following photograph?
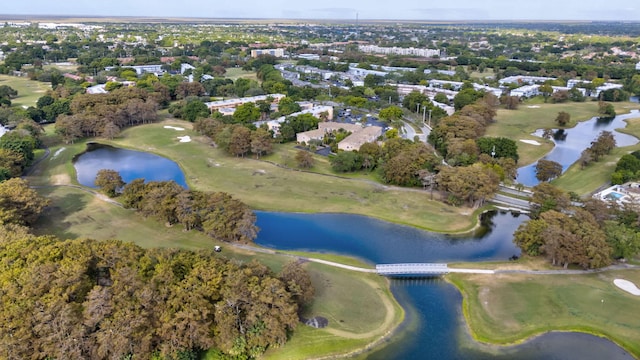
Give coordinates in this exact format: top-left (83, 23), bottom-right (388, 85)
top-left (255, 211), bottom-right (634, 359)
top-left (516, 110), bottom-right (640, 187)
top-left (74, 143), bottom-right (187, 188)
top-left (73, 144), bottom-right (633, 358)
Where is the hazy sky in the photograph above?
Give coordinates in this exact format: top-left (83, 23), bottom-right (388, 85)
top-left (2, 0), bottom-right (639, 21)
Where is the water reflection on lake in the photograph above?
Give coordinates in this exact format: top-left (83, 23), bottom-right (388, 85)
top-left (516, 111), bottom-right (640, 186)
top-left (73, 143), bottom-right (187, 188)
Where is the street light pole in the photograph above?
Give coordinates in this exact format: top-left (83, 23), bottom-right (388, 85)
top-left (428, 109), bottom-right (432, 127)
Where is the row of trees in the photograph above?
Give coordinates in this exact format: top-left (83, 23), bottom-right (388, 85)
top-left (194, 112), bottom-right (322, 158)
top-left (94, 173), bottom-right (259, 244)
top-left (0, 225), bottom-right (313, 359)
top-left (579, 130), bottom-right (617, 169)
top-left (194, 118), bottom-right (274, 158)
top-left (515, 183), bottom-right (640, 267)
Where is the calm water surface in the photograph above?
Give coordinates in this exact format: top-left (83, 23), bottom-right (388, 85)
top-left (74, 143), bottom-right (187, 188)
top-left (255, 211), bottom-right (634, 360)
top-left (516, 110), bottom-right (640, 186)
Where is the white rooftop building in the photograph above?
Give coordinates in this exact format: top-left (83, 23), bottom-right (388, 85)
top-left (509, 84), bottom-right (540, 98)
top-left (250, 48), bottom-right (285, 58)
top-left (499, 75), bottom-right (555, 86)
top-left (205, 94), bottom-right (286, 112)
top-left (86, 84), bottom-right (108, 94)
top-left (358, 45), bottom-right (440, 58)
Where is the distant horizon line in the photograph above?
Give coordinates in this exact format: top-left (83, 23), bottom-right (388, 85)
top-left (0, 14), bottom-right (639, 24)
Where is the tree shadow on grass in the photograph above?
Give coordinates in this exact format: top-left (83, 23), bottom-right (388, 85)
top-left (33, 189), bottom-right (87, 240)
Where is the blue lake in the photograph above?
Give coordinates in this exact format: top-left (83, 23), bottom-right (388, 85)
top-left (516, 110), bottom-right (640, 187)
top-left (73, 143), bottom-right (188, 188)
top-left (255, 211), bottom-right (634, 360)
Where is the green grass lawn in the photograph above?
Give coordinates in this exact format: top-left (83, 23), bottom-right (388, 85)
top-left (0, 74), bottom-right (51, 108)
top-left (261, 142), bottom-right (384, 182)
top-left (262, 266), bottom-right (403, 360)
top-left (449, 269), bottom-right (640, 358)
top-left (224, 67), bottom-right (258, 81)
top-left (553, 116), bottom-right (640, 195)
top-left (58, 119), bottom-right (477, 233)
top-left (487, 101), bottom-right (606, 166)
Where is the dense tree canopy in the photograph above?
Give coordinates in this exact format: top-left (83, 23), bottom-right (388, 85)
top-left (0, 178), bottom-right (49, 226)
top-left (0, 227), bottom-right (307, 359)
top-left (94, 169), bottom-right (125, 197)
top-left (55, 87), bottom-right (159, 143)
top-left (121, 180), bottom-right (258, 243)
top-left (535, 159), bottom-right (563, 182)
top-left (435, 163), bottom-right (500, 207)
top-left (514, 209), bottom-right (611, 269)
top-left (476, 137), bottom-right (519, 163)
top-left (611, 151), bottom-right (640, 184)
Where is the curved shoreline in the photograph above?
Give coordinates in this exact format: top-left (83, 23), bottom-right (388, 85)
top-left (447, 276), bottom-right (638, 359)
top-left (93, 129), bottom-right (487, 234)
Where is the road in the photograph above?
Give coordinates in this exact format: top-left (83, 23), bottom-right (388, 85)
top-left (492, 193), bottom-right (531, 212)
top-left (401, 120), bottom-right (427, 142)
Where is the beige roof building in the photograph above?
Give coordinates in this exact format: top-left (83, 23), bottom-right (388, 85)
top-left (296, 122), bottom-right (383, 151)
top-left (318, 122), bottom-right (362, 133)
top-left (296, 129), bottom-right (327, 144)
top-left (297, 122), bottom-right (363, 144)
top-left (338, 126), bottom-right (384, 151)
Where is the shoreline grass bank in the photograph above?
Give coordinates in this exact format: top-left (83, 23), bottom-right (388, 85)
top-left (447, 269), bottom-right (640, 359)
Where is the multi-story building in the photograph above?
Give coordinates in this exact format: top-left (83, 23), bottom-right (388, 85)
top-left (250, 48), bottom-right (285, 58)
top-left (358, 45), bottom-right (440, 58)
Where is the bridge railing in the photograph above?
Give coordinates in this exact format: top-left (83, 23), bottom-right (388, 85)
top-left (376, 263), bottom-right (450, 276)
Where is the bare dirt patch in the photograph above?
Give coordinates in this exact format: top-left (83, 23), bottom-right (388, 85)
top-left (51, 174), bottom-right (71, 185)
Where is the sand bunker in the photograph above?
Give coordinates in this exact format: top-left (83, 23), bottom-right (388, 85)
top-left (177, 136), bottom-right (192, 143)
top-left (50, 147), bottom-right (66, 160)
top-left (527, 105), bottom-right (541, 109)
top-left (164, 126), bottom-right (185, 131)
top-left (614, 279), bottom-right (640, 296)
top-left (520, 139), bottom-right (542, 146)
